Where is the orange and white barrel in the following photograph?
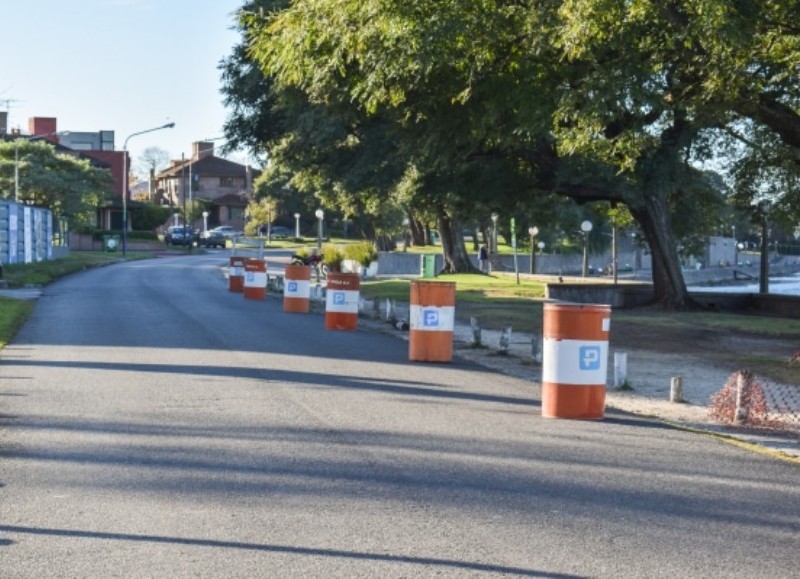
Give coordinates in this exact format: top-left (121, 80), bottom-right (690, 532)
top-left (228, 256), bottom-right (247, 292)
top-left (243, 258), bottom-right (267, 300)
top-left (324, 272), bottom-right (360, 330)
top-left (408, 280), bottom-right (456, 362)
top-left (283, 264), bottom-right (311, 313)
top-left (541, 302), bottom-right (611, 419)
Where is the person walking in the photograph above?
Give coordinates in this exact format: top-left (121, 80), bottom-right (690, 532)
top-left (479, 244), bottom-right (489, 272)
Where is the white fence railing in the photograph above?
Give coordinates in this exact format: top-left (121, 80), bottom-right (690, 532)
top-left (0, 200), bottom-right (53, 265)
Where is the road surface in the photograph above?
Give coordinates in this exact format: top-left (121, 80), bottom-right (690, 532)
top-left (0, 253), bottom-right (798, 577)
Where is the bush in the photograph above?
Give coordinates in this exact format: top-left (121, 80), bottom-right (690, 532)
top-left (131, 203), bottom-right (173, 232)
top-left (321, 243), bottom-right (345, 271)
top-left (91, 230), bottom-right (158, 241)
top-left (344, 241), bottom-right (378, 267)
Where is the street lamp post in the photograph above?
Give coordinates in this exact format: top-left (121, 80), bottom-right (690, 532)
top-left (580, 220), bottom-right (593, 277)
top-left (294, 213), bottom-right (301, 238)
top-left (758, 202), bottom-right (770, 294)
top-left (611, 220), bottom-right (619, 284)
top-left (537, 241), bottom-right (546, 273)
top-left (122, 122), bottom-right (175, 255)
top-left (315, 208), bottom-right (324, 249)
top-left (528, 226), bottom-right (539, 274)
top-left (491, 213), bottom-right (499, 253)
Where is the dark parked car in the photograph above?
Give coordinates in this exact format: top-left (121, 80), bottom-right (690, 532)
top-left (164, 226), bottom-right (194, 246)
top-left (268, 225), bottom-right (293, 239)
top-left (198, 229), bottom-right (227, 248)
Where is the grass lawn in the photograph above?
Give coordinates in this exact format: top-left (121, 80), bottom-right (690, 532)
top-left (0, 297), bottom-right (34, 349)
top-left (361, 274), bottom-right (800, 387)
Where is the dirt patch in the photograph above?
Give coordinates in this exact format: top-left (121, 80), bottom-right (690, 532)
top-left (453, 300), bottom-right (800, 388)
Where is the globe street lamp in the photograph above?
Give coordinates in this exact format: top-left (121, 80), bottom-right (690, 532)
top-left (491, 212), bottom-right (499, 253)
top-left (537, 241), bottom-right (546, 273)
top-left (528, 226), bottom-right (539, 274)
top-left (122, 122), bottom-right (175, 255)
top-left (580, 220), bottom-right (593, 277)
top-left (294, 213), bottom-right (301, 238)
top-left (315, 208), bottom-right (324, 249)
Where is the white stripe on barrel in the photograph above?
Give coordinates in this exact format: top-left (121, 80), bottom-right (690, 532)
top-left (409, 305), bottom-right (455, 332)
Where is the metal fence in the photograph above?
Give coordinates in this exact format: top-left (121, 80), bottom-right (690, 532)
top-left (0, 199), bottom-right (53, 265)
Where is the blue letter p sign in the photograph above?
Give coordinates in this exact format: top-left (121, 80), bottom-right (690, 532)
top-left (579, 346), bottom-right (602, 371)
top-left (423, 309), bottom-right (439, 328)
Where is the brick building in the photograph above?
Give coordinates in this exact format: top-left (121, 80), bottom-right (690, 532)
top-left (153, 141), bottom-right (259, 231)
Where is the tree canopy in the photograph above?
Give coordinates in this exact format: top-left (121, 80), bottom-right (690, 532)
top-left (0, 139), bottom-right (114, 227)
top-left (223, 0), bottom-right (800, 307)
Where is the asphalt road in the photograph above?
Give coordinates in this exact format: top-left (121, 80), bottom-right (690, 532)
top-left (1, 253), bottom-right (798, 578)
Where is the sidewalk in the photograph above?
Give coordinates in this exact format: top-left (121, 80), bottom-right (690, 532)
top-left (357, 297), bottom-right (800, 463)
top-left (0, 286), bottom-right (44, 300)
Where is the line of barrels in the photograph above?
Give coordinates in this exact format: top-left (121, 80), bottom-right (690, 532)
top-left (228, 257), bottom-right (612, 421)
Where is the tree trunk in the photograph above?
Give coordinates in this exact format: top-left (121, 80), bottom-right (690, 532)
top-left (629, 193), bottom-right (697, 309)
top-left (409, 216), bottom-right (427, 246)
top-left (374, 234), bottom-right (395, 251)
top-left (436, 205), bottom-right (481, 273)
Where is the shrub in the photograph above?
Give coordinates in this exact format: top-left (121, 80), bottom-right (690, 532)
top-left (344, 241), bottom-right (378, 267)
top-left (321, 243), bottom-right (345, 271)
top-left (294, 246), bottom-right (313, 259)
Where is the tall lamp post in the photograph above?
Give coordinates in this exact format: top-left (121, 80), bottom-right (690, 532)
top-left (758, 201), bottom-right (770, 294)
top-left (294, 213), bottom-right (301, 238)
top-left (122, 122), bottom-right (175, 255)
top-left (537, 241), bottom-right (546, 271)
top-left (528, 226), bottom-right (539, 274)
top-left (611, 220), bottom-right (619, 284)
top-left (491, 213), bottom-right (499, 253)
top-left (315, 208), bottom-right (324, 249)
top-left (580, 220), bottom-right (593, 277)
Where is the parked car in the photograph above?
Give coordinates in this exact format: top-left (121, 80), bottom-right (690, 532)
top-left (198, 229), bottom-right (227, 248)
top-left (268, 225), bottom-right (293, 239)
top-left (210, 225), bottom-right (244, 239)
top-left (164, 225), bottom-right (194, 246)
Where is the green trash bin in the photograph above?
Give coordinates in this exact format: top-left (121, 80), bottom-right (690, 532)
top-left (420, 254), bottom-right (436, 278)
top-left (103, 235), bottom-right (120, 252)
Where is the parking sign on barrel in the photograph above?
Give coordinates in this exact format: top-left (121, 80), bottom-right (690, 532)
top-left (243, 258), bottom-right (267, 300)
top-left (228, 256), bottom-right (246, 292)
top-left (541, 301), bottom-right (611, 420)
top-left (408, 280), bottom-right (456, 362)
top-left (283, 264), bottom-right (311, 313)
top-left (324, 272), bottom-right (360, 330)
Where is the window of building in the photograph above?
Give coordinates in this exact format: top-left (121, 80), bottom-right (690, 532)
top-left (219, 176), bottom-right (235, 187)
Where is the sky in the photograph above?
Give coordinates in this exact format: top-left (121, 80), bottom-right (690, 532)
top-left (1, 0), bottom-right (248, 172)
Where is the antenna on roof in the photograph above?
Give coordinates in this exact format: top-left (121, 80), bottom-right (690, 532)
top-left (0, 98), bottom-right (23, 111)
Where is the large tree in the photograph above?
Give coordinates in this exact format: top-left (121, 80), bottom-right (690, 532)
top-left (236, 0), bottom-right (800, 306)
top-left (0, 139), bottom-right (113, 227)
